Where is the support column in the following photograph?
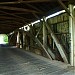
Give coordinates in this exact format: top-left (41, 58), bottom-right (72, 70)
top-left (74, 11), bottom-right (75, 66)
top-left (16, 31), bottom-right (20, 48)
top-left (69, 4), bottom-right (75, 66)
top-left (23, 31), bottom-right (26, 48)
top-left (43, 17), bottom-right (48, 57)
top-left (20, 40), bottom-right (22, 48)
top-left (30, 25), bottom-right (34, 51)
top-left (43, 17), bottom-right (47, 50)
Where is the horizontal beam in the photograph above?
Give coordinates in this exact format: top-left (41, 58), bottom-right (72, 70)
top-left (0, 24), bottom-right (20, 27)
top-left (0, 20), bottom-right (23, 25)
top-left (0, 16), bottom-right (22, 20)
top-left (0, 30), bottom-right (10, 32)
top-left (0, 15), bottom-right (33, 21)
top-left (0, 0), bottom-right (68, 5)
top-left (0, 25), bottom-right (19, 31)
top-left (0, 0), bottom-right (52, 5)
top-left (0, 6), bottom-right (41, 13)
top-left (0, 30), bottom-right (12, 34)
top-left (0, 13), bottom-right (29, 15)
top-left (0, 27), bottom-right (17, 30)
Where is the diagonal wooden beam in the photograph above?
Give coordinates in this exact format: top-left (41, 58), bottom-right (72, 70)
top-left (57, 0), bottom-right (70, 16)
top-left (0, 6), bottom-right (40, 13)
top-left (35, 22), bottom-right (43, 37)
top-left (46, 21), bottom-right (68, 63)
top-left (25, 31), bottom-right (52, 59)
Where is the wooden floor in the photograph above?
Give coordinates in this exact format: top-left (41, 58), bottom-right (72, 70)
top-left (0, 47), bottom-right (75, 75)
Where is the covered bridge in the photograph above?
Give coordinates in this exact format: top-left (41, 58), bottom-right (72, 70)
top-left (0, 0), bottom-right (75, 75)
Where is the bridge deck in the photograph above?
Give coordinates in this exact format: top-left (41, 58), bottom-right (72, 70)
top-left (0, 48), bottom-right (75, 75)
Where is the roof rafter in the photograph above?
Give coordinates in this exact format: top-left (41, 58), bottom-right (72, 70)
top-left (0, 12), bottom-right (31, 15)
top-left (0, 26), bottom-right (17, 30)
top-left (0, 24), bottom-right (21, 28)
top-left (0, 0), bottom-right (68, 5)
top-left (0, 20), bottom-right (23, 25)
top-left (0, 0), bottom-right (51, 5)
top-left (0, 10), bottom-right (30, 24)
top-left (0, 0), bottom-right (68, 34)
top-left (0, 6), bottom-right (41, 13)
top-left (0, 16), bottom-right (32, 23)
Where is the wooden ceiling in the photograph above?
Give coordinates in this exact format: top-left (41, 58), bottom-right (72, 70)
top-left (0, 0), bottom-right (69, 34)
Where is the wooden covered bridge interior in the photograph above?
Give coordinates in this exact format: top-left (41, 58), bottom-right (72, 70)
top-left (0, 0), bottom-right (75, 75)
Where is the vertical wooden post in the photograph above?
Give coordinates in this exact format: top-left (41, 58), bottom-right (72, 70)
top-left (43, 17), bottom-right (47, 51)
top-left (16, 31), bottom-right (20, 48)
top-left (30, 25), bottom-right (34, 51)
top-left (43, 17), bottom-right (55, 59)
top-left (23, 31), bottom-right (26, 48)
top-left (69, 4), bottom-right (75, 66)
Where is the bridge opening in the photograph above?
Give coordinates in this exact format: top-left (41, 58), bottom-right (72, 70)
top-left (0, 34), bottom-right (8, 47)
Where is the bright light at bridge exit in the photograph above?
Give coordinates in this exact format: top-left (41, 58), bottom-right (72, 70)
top-left (0, 34), bottom-right (8, 44)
